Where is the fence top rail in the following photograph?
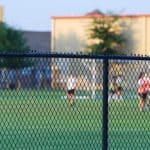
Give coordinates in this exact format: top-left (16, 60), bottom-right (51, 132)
top-left (0, 52), bottom-right (150, 61)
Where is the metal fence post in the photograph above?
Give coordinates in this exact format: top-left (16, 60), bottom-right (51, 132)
top-left (102, 57), bottom-right (109, 150)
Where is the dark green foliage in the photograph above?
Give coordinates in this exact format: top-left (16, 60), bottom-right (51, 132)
top-left (0, 22), bottom-right (32, 69)
top-left (87, 15), bottom-right (126, 55)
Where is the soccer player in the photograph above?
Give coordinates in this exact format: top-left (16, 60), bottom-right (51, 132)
top-left (137, 72), bottom-right (150, 112)
top-left (66, 74), bottom-right (77, 106)
top-left (109, 76), bottom-right (117, 101)
top-left (116, 75), bottom-right (124, 100)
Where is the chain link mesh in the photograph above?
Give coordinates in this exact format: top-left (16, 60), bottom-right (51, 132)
top-left (109, 59), bottom-right (150, 149)
top-left (0, 56), bottom-right (102, 150)
top-left (0, 54), bottom-right (149, 149)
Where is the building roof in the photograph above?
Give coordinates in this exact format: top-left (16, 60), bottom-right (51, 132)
top-left (22, 31), bottom-right (51, 52)
top-left (52, 13), bottom-right (150, 20)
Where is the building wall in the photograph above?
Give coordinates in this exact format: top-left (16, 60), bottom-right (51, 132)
top-left (124, 16), bottom-right (147, 55)
top-left (51, 15), bottom-right (150, 55)
top-left (22, 31), bottom-right (51, 52)
top-left (146, 17), bottom-right (150, 55)
top-left (0, 6), bottom-right (3, 22)
top-left (51, 17), bottom-right (92, 53)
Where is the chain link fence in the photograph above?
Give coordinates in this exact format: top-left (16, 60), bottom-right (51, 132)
top-left (0, 53), bottom-right (150, 149)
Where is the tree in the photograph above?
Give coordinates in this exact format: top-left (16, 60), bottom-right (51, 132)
top-left (87, 14), bottom-right (127, 55)
top-left (0, 22), bottom-right (32, 69)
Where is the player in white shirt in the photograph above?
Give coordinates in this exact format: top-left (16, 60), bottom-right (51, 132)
top-left (66, 74), bottom-right (77, 106)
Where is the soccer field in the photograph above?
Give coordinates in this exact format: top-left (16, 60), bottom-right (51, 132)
top-left (0, 90), bottom-right (149, 150)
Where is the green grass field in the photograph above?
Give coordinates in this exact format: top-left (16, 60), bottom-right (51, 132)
top-left (0, 90), bottom-right (149, 150)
